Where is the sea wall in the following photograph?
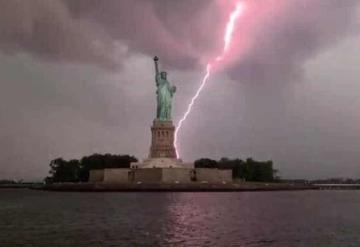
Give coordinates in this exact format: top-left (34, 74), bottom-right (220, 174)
top-left (195, 168), bottom-right (232, 183)
top-left (89, 167), bottom-right (232, 184)
top-left (162, 168), bottom-right (192, 183)
top-left (41, 182), bottom-right (318, 192)
top-left (89, 170), bottom-right (104, 182)
top-left (103, 169), bottom-right (130, 183)
top-left (133, 168), bottom-right (162, 182)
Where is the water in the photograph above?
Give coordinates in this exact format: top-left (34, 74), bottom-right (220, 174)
top-left (1, 189), bottom-right (360, 247)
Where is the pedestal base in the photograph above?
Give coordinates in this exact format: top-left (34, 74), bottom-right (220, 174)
top-left (149, 120), bottom-right (176, 158)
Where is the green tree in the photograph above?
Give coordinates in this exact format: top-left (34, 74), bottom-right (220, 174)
top-left (78, 153), bottom-right (137, 182)
top-left (46, 154), bottom-right (138, 183)
top-left (194, 158), bottom-right (218, 168)
top-left (194, 157), bottom-right (276, 182)
top-left (47, 158), bottom-right (80, 183)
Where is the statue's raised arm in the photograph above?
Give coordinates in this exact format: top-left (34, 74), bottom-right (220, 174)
top-left (154, 56), bottom-right (160, 85)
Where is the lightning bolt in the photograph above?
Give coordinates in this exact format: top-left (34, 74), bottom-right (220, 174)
top-left (174, 1), bottom-right (245, 158)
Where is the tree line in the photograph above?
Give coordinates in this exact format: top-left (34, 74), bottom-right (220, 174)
top-left (46, 154), bottom-right (277, 183)
top-left (195, 157), bottom-right (277, 182)
top-left (45, 154), bottom-right (137, 184)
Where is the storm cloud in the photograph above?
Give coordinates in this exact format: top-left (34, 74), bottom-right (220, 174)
top-left (0, 0), bottom-right (358, 76)
top-left (226, 0), bottom-right (360, 83)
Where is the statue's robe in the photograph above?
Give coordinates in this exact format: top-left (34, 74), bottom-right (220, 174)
top-left (156, 75), bottom-right (174, 121)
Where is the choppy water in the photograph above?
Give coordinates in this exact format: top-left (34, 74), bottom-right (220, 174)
top-left (1, 189), bottom-right (360, 247)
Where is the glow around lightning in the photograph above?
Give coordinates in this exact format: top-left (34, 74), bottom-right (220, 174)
top-left (174, 1), bottom-right (245, 158)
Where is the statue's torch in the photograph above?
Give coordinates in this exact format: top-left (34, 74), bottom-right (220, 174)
top-left (154, 56), bottom-right (159, 75)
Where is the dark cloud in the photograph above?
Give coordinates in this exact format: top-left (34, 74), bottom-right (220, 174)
top-left (0, 0), bottom-right (118, 69)
top-left (0, 0), bottom-right (358, 77)
top-left (226, 0), bottom-right (360, 84)
top-left (0, 0), bottom-right (214, 70)
top-left (62, 0), bottom-right (224, 69)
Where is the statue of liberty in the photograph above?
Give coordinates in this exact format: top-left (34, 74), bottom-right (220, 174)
top-left (153, 56), bottom-right (176, 121)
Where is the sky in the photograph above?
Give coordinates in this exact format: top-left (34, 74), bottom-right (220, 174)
top-left (0, 0), bottom-right (360, 180)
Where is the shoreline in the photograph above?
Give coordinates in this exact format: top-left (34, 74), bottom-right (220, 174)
top-left (36, 182), bottom-right (318, 192)
top-left (4, 182), bottom-right (360, 192)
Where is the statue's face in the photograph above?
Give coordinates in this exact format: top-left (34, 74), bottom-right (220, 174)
top-left (160, 71), bottom-right (167, 79)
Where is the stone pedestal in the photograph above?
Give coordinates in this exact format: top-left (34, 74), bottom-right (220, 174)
top-left (130, 119), bottom-right (194, 169)
top-left (149, 119), bottom-right (176, 158)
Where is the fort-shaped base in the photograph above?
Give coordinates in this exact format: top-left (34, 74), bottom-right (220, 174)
top-left (130, 158), bottom-right (194, 169)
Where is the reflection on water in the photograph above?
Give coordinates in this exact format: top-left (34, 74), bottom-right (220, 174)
top-left (1, 189), bottom-right (360, 246)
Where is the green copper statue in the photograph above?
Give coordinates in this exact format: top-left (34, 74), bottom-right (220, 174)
top-left (153, 56), bottom-right (176, 121)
